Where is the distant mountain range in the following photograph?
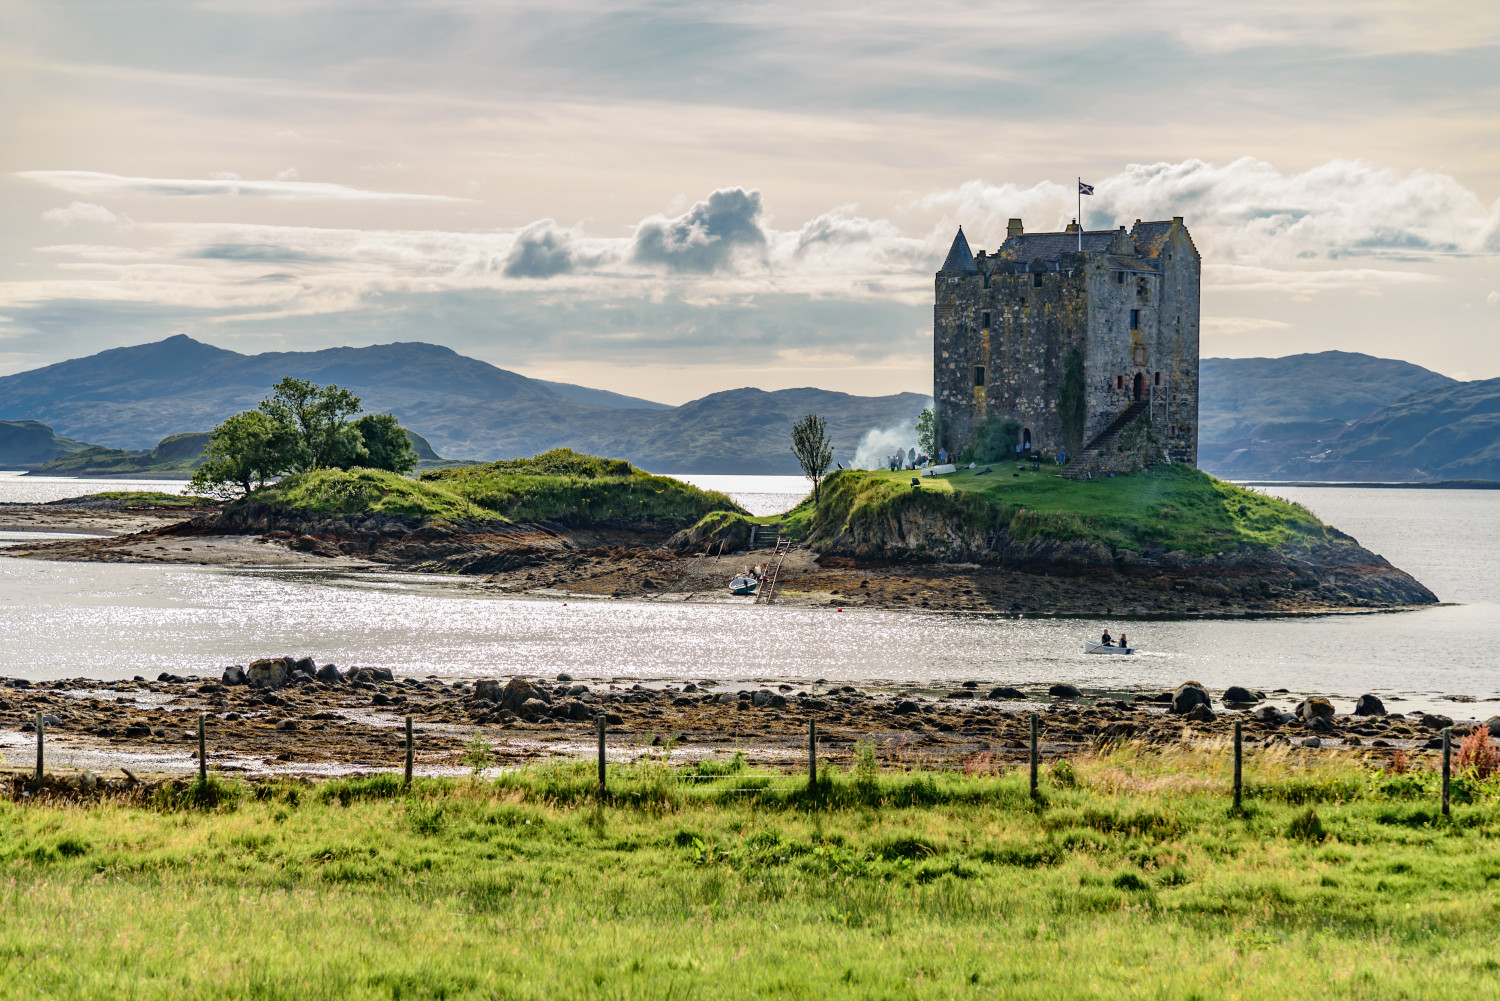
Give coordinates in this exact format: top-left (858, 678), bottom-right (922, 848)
top-left (2, 338), bottom-right (1494, 481)
top-left (1198, 351), bottom-right (1500, 480)
top-left (0, 336), bottom-right (928, 475)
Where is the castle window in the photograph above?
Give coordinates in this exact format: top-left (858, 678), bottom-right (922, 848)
top-left (973, 366), bottom-right (985, 387)
top-left (1032, 272), bottom-right (1043, 288)
top-left (1019, 296), bottom-right (1026, 307)
top-left (1115, 271), bottom-right (1124, 284)
top-left (1115, 375), bottom-right (1124, 391)
top-left (1154, 371), bottom-right (1162, 386)
top-left (981, 311), bottom-right (991, 328)
top-left (1129, 309), bottom-right (1140, 330)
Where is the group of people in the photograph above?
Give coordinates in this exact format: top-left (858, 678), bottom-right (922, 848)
top-left (886, 448), bottom-right (921, 471)
top-left (1100, 629), bottom-right (1128, 649)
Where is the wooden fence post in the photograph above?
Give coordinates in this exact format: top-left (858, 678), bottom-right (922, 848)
top-left (1233, 720), bottom-right (1243, 811)
top-left (404, 716), bottom-right (414, 786)
top-left (34, 712), bottom-right (44, 785)
top-left (198, 713), bottom-right (207, 782)
top-left (597, 714), bottom-right (608, 795)
top-left (808, 719), bottom-right (817, 787)
top-left (1441, 728), bottom-right (1451, 817)
top-left (1029, 712), bottom-right (1039, 799)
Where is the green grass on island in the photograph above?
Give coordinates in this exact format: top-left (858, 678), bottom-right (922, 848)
top-left (3, 747), bottom-right (1497, 998)
top-left (238, 449), bottom-right (745, 528)
top-left (769, 462), bottom-right (1337, 555)
top-left (73, 490), bottom-right (218, 509)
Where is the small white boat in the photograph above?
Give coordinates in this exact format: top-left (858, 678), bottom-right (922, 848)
top-left (728, 576), bottom-right (759, 596)
top-left (1084, 642), bottom-right (1134, 655)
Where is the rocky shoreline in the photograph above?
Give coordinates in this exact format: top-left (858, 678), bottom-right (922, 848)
top-left (0, 500), bottom-right (1440, 617)
top-left (3, 659), bottom-right (1497, 783)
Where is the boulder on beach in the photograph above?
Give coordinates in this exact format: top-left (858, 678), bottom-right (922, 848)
top-left (1253, 704), bottom-right (1283, 726)
top-left (1171, 682), bottom-right (1211, 714)
top-left (1420, 713), bottom-right (1454, 730)
top-left (1296, 698), bottom-right (1334, 721)
top-left (1353, 694), bottom-right (1386, 716)
top-left (988, 686), bottom-right (1027, 701)
top-left (1485, 716), bottom-right (1500, 738)
top-left (1185, 704), bottom-right (1216, 723)
top-left (222, 665), bottom-right (246, 686)
top-left (1222, 686), bottom-right (1259, 704)
top-left (247, 657), bottom-right (292, 689)
top-left (316, 663), bottom-right (344, 684)
top-left (1049, 684), bottom-right (1082, 698)
top-left (519, 697), bottom-right (549, 719)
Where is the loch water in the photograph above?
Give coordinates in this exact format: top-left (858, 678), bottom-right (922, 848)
top-left (0, 474), bottom-right (1496, 715)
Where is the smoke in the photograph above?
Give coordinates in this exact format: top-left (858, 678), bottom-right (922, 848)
top-left (851, 404), bottom-right (930, 470)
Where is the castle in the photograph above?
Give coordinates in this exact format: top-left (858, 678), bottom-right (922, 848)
top-left (933, 217), bottom-right (1199, 477)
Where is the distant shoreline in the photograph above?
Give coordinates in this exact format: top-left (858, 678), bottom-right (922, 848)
top-left (1238, 479), bottom-right (1500, 490)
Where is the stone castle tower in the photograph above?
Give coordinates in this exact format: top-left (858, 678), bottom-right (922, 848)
top-left (933, 217), bottom-right (1199, 476)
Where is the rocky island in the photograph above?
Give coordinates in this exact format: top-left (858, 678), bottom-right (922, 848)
top-left (4, 448), bottom-right (1438, 615)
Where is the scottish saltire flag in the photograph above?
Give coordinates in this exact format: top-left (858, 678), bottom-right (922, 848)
top-left (1078, 180), bottom-right (1094, 196)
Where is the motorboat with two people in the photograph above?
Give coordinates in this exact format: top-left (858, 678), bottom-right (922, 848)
top-left (1084, 628), bottom-right (1133, 655)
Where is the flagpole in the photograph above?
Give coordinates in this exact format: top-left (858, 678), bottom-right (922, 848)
top-left (1077, 176), bottom-right (1082, 251)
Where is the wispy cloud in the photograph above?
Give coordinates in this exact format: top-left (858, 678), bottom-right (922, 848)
top-left (17, 170), bottom-right (468, 203)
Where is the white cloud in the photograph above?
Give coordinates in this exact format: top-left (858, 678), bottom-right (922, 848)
top-left (925, 158), bottom-right (1500, 266)
top-left (40, 201), bottom-right (130, 227)
top-left (1487, 291), bottom-right (1500, 307)
top-left (16, 170), bottom-right (468, 203)
top-left (1202, 316), bottom-right (1292, 336)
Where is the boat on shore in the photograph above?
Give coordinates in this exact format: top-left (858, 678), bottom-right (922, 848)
top-left (728, 576), bottom-right (759, 596)
top-left (1084, 642), bottom-right (1133, 655)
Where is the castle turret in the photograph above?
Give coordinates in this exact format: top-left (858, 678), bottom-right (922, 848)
top-left (940, 227), bottom-right (980, 274)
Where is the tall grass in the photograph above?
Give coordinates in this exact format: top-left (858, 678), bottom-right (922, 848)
top-left (0, 749), bottom-right (1496, 998)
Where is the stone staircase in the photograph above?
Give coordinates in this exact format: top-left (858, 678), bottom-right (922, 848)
top-left (748, 523), bottom-right (784, 549)
top-left (1062, 401), bottom-right (1152, 480)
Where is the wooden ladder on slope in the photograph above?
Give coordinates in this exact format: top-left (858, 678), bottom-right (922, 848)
top-left (755, 537), bottom-right (793, 604)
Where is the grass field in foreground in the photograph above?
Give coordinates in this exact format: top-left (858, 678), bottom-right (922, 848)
top-left (0, 747), bottom-right (1496, 999)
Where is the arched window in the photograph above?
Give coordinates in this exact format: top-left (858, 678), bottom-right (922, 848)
top-left (1133, 372), bottom-right (1145, 400)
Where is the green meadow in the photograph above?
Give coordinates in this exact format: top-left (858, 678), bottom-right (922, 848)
top-left (0, 746), bottom-right (1495, 999)
top-left (774, 463), bottom-right (1335, 554)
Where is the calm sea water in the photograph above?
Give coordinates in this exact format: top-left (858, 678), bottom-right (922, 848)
top-left (0, 476), bottom-right (1495, 715)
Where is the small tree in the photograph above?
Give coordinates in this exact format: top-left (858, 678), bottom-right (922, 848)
top-left (354, 413), bottom-right (419, 474)
top-left (258, 377), bottom-right (366, 471)
top-left (915, 407), bottom-right (936, 457)
top-left (190, 410), bottom-right (296, 498)
top-left (790, 413), bottom-right (834, 504)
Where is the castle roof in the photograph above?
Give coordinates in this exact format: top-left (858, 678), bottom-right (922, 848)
top-left (1106, 255), bottom-right (1158, 274)
top-left (996, 230), bottom-right (1115, 262)
top-left (940, 227), bottom-right (980, 273)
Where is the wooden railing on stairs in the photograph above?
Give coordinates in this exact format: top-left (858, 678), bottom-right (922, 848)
top-left (755, 538), bottom-right (793, 604)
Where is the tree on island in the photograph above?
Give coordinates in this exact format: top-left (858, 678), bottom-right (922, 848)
top-left (916, 407), bottom-right (936, 457)
top-left (790, 413), bottom-right (834, 504)
top-left (190, 377), bottom-right (418, 497)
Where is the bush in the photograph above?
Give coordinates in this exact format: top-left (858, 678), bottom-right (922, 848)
top-left (1455, 727), bottom-right (1499, 780)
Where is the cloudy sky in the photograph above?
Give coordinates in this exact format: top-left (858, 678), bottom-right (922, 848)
top-left (2, 0), bottom-right (1497, 401)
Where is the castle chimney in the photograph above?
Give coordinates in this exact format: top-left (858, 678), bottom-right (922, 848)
top-left (1007, 218), bottom-right (1023, 239)
top-left (1064, 220), bottom-right (1079, 234)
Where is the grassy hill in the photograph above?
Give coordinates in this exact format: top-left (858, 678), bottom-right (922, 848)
top-left (238, 449), bottom-right (746, 529)
top-left (771, 463), bottom-right (1336, 556)
top-left (0, 419), bottom-right (95, 469)
top-left (25, 433), bottom-right (211, 478)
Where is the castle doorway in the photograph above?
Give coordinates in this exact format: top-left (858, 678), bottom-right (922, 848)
top-left (1022, 428), bottom-right (1032, 451)
top-left (1133, 372), bottom-right (1145, 401)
